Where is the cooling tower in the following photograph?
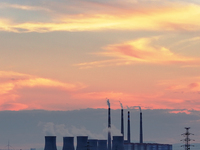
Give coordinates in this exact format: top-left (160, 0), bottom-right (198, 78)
top-left (63, 137), bottom-right (75, 150)
top-left (121, 109), bottom-right (124, 139)
top-left (169, 145), bottom-right (172, 150)
top-left (140, 112), bottom-right (143, 143)
top-left (112, 136), bottom-right (124, 150)
top-left (88, 139), bottom-right (98, 150)
top-left (76, 136), bottom-right (88, 150)
top-left (127, 111), bottom-right (131, 143)
top-left (98, 140), bottom-right (107, 150)
top-left (44, 136), bottom-right (57, 150)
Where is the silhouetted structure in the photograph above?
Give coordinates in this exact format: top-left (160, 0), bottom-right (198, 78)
top-left (44, 136), bottom-right (57, 150)
top-left (140, 112), bottom-right (143, 143)
top-left (127, 111), bottom-right (131, 143)
top-left (63, 137), bottom-right (74, 150)
top-left (88, 139), bottom-right (98, 150)
top-left (43, 102), bottom-right (172, 150)
top-left (107, 100), bottom-right (111, 150)
top-left (181, 127), bottom-right (194, 150)
top-left (112, 136), bottom-right (124, 150)
top-left (121, 108), bottom-right (124, 139)
top-left (98, 140), bottom-right (107, 150)
top-left (77, 136), bottom-right (88, 150)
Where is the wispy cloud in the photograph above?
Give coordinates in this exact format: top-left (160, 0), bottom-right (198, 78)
top-left (76, 37), bottom-right (197, 68)
top-left (0, 71), bottom-right (84, 92)
top-left (167, 82), bottom-right (200, 93)
top-left (0, 103), bottom-right (28, 111)
top-left (0, 2), bottom-right (200, 32)
top-left (0, 71), bottom-right (199, 111)
top-left (0, 71), bottom-right (85, 110)
top-left (0, 3), bottom-right (51, 12)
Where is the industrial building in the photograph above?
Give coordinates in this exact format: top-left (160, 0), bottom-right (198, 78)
top-left (44, 100), bottom-right (172, 150)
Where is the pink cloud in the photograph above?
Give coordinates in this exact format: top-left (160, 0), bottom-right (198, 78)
top-left (0, 71), bottom-right (85, 92)
top-left (169, 110), bottom-right (191, 114)
top-left (189, 82), bottom-right (199, 89)
top-left (1, 71), bottom-right (200, 111)
top-left (104, 38), bottom-right (195, 63)
top-left (0, 71), bottom-right (85, 110)
top-left (0, 103), bottom-right (28, 111)
top-left (77, 37), bottom-right (197, 68)
top-left (164, 81), bottom-right (200, 93)
top-left (1, 2), bottom-right (200, 32)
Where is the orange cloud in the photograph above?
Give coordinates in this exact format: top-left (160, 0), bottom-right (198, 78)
top-left (70, 90), bottom-right (194, 110)
top-left (160, 76), bottom-right (200, 93)
top-left (76, 37), bottom-right (197, 68)
top-left (0, 71), bottom-right (200, 111)
top-left (104, 38), bottom-right (192, 62)
top-left (0, 71), bottom-right (85, 110)
top-left (0, 3), bottom-right (200, 32)
top-left (169, 110), bottom-right (191, 114)
top-left (0, 103), bottom-right (28, 111)
top-left (0, 71), bottom-right (84, 92)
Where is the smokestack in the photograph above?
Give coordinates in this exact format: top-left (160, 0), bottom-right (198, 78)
top-left (119, 102), bottom-right (124, 139)
top-left (107, 99), bottom-right (111, 150)
top-left (62, 137), bottom-right (75, 150)
top-left (98, 140), bottom-right (107, 150)
top-left (121, 109), bottom-right (124, 137)
top-left (133, 106), bottom-right (143, 143)
top-left (112, 136), bottom-right (124, 150)
top-left (44, 136), bottom-right (57, 150)
top-left (76, 136), bottom-right (88, 150)
top-left (140, 112), bottom-right (143, 143)
top-left (127, 111), bottom-right (130, 143)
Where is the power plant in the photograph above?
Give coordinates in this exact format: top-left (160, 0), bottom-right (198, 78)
top-left (44, 100), bottom-right (172, 150)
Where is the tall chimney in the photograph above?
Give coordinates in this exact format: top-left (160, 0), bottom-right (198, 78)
top-left (121, 109), bottom-right (124, 139)
top-left (107, 100), bottom-right (111, 150)
top-left (127, 111), bottom-right (130, 143)
top-left (62, 137), bottom-right (74, 150)
top-left (140, 112), bottom-right (143, 143)
top-left (44, 136), bottom-right (57, 150)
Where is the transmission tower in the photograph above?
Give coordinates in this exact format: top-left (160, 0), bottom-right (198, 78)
top-left (181, 127), bottom-right (195, 150)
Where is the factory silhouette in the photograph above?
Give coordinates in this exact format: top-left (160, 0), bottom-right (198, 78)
top-left (44, 100), bottom-right (172, 150)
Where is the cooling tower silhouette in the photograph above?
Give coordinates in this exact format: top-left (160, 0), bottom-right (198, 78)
top-left (76, 136), bottom-right (88, 150)
top-left (62, 137), bottom-right (75, 150)
top-left (44, 136), bottom-right (57, 150)
top-left (97, 140), bottom-right (107, 150)
top-left (88, 139), bottom-right (98, 150)
top-left (112, 136), bottom-right (124, 150)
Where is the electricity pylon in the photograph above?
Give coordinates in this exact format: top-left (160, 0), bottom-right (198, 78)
top-left (181, 127), bottom-right (195, 150)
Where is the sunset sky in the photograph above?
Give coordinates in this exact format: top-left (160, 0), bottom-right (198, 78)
top-left (0, 0), bottom-right (200, 149)
top-left (1, 0), bottom-right (200, 112)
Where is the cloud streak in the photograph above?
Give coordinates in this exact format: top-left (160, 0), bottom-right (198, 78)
top-left (0, 71), bottom-right (85, 110)
top-left (76, 37), bottom-right (198, 68)
top-left (1, 70), bottom-right (200, 111)
top-left (0, 2), bottom-right (51, 12)
top-left (0, 2), bottom-right (200, 32)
